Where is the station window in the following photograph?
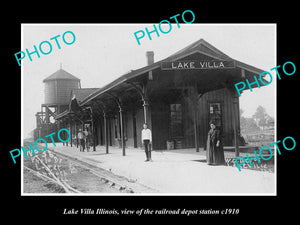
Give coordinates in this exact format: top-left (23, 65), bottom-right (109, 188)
top-left (208, 102), bottom-right (222, 128)
top-left (170, 103), bottom-right (183, 138)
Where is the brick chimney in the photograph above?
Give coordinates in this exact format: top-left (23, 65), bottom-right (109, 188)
top-left (146, 51), bottom-right (154, 65)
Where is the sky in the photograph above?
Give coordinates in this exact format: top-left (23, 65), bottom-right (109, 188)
top-left (22, 24), bottom-right (276, 138)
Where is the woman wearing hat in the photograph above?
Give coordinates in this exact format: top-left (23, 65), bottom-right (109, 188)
top-left (206, 121), bottom-right (225, 165)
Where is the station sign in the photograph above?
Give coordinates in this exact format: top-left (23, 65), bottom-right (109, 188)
top-left (161, 60), bottom-right (235, 70)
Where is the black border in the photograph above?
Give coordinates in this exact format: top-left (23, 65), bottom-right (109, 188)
top-left (4, 3), bottom-right (298, 221)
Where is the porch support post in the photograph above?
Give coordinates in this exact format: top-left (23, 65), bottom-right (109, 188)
top-left (75, 121), bottom-right (78, 148)
top-left (228, 87), bottom-right (240, 157)
top-left (119, 105), bottom-right (125, 156)
top-left (193, 104), bottom-right (199, 152)
top-left (65, 120), bottom-right (67, 146)
top-left (106, 93), bottom-right (125, 156)
top-left (70, 118), bottom-right (73, 147)
top-left (96, 100), bottom-right (109, 154)
top-left (232, 95), bottom-right (240, 157)
top-left (45, 106), bottom-right (50, 124)
top-left (87, 106), bottom-right (96, 152)
top-left (142, 97), bottom-right (149, 124)
top-left (103, 111), bottom-right (109, 154)
top-left (92, 113), bottom-right (96, 151)
top-left (189, 86), bottom-right (201, 152)
top-left (62, 120), bottom-right (65, 146)
top-left (66, 119), bottom-right (69, 146)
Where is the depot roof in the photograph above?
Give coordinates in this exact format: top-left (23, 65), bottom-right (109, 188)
top-left (55, 88), bottom-right (99, 120)
top-left (71, 88), bottom-right (100, 103)
top-left (79, 38), bottom-right (266, 106)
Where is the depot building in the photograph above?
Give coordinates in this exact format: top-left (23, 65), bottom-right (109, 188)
top-left (53, 38), bottom-right (266, 156)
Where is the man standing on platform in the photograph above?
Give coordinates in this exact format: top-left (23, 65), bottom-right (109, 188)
top-left (141, 123), bottom-right (152, 162)
top-left (83, 128), bottom-right (89, 152)
top-left (78, 129), bottom-right (85, 152)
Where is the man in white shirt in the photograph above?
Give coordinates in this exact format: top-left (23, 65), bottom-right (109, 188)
top-left (141, 123), bottom-right (152, 162)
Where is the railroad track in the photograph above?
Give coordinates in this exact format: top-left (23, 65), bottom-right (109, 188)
top-left (24, 165), bottom-right (81, 193)
top-left (23, 143), bottom-right (158, 194)
top-left (51, 150), bottom-right (159, 193)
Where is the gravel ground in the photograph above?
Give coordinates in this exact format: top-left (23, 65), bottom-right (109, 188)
top-left (22, 140), bottom-right (125, 194)
top-left (23, 170), bottom-right (65, 193)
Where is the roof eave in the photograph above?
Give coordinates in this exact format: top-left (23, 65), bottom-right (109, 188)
top-left (79, 62), bottom-right (161, 106)
top-left (235, 60), bottom-right (265, 75)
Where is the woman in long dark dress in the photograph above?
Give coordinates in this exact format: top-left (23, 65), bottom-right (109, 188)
top-left (206, 121), bottom-right (225, 165)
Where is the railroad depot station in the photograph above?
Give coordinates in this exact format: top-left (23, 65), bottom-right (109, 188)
top-left (34, 38), bottom-right (267, 157)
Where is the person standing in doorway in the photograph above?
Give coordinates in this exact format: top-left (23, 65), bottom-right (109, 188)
top-left (206, 121), bottom-right (225, 165)
top-left (78, 129), bottom-right (85, 152)
top-left (141, 123), bottom-right (152, 162)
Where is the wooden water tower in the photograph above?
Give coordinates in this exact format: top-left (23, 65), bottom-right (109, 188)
top-left (35, 67), bottom-right (80, 140)
top-left (43, 67), bottom-right (81, 119)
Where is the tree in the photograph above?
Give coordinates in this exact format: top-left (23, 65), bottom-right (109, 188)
top-left (240, 108), bottom-right (260, 133)
top-left (252, 105), bottom-right (270, 130)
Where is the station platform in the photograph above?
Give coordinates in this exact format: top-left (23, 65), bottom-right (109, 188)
top-left (50, 143), bottom-right (275, 194)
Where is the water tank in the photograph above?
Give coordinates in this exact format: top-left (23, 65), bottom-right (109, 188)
top-left (43, 68), bottom-right (80, 105)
